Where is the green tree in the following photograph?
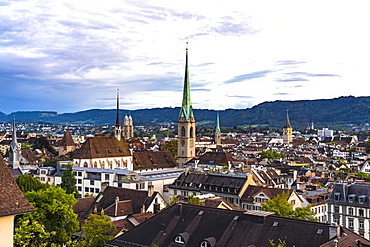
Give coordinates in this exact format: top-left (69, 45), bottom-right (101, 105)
top-left (16, 174), bottom-right (50, 193)
top-left (164, 139), bottom-right (178, 157)
top-left (259, 150), bottom-right (284, 160)
top-left (61, 163), bottom-right (80, 198)
top-left (269, 239), bottom-right (288, 247)
top-left (79, 214), bottom-right (116, 247)
top-left (261, 192), bottom-right (317, 221)
top-left (169, 196), bottom-right (180, 205)
top-left (14, 218), bottom-right (56, 247)
top-left (21, 142), bottom-right (32, 150)
top-left (22, 186), bottom-right (79, 245)
top-left (366, 139), bottom-right (370, 154)
top-left (187, 195), bottom-right (204, 206)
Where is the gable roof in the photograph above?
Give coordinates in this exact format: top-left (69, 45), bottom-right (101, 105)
top-left (133, 151), bottom-right (177, 170)
top-left (241, 185), bottom-right (294, 202)
top-left (73, 134), bottom-right (131, 159)
top-left (108, 203), bottom-right (367, 247)
top-left (80, 186), bottom-right (157, 219)
top-left (0, 155), bottom-right (33, 217)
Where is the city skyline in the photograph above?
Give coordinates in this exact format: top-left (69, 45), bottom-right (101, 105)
top-left (1, 0), bottom-right (370, 114)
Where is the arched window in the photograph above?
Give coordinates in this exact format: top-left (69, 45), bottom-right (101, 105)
top-left (181, 126), bottom-right (186, 137)
top-left (83, 162), bottom-right (88, 167)
top-left (190, 126), bottom-right (194, 138)
top-left (93, 161), bottom-right (98, 168)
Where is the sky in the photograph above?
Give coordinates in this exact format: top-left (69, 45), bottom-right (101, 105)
top-left (1, 0), bottom-right (370, 114)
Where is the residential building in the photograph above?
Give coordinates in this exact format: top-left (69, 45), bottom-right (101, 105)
top-left (327, 182), bottom-right (370, 239)
top-left (0, 156), bottom-right (33, 247)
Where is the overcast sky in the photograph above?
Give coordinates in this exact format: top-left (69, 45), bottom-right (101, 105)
top-left (1, 0), bottom-right (369, 114)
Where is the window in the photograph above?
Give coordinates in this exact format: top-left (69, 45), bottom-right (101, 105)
top-left (77, 179), bottom-right (82, 184)
top-left (78, 172), bottom-right (82, 177)
top-left (334, 193), bottom-right (340, 201)
top-left (40, 177), bottom-right (45, 181)
top-left (118, 183), bottom-right (122, 188)
top-left (360, 221), bottom-right (364, 229)
top-left (181, 191), bottom-right (188, 196)
top-left (95, 188), bottom-right (100, 193)
top-left (359, 196), bottom-right (366, 204)
top-left (349, 219), bottom-right (354, 228)
top-left (359, 209), bottom-right (364, 217)
top-left (85, 187), bottom-right (89, 192)
top-left (200, 241), bottom-right (210, 247)
top-left (348, 195), bottom-right (355, 203)
top-left (291, 200), bottom-right (296, 205)
top-left (78, 186), bottom-right (82, 191)
top-left (181, 127), bottom-right (186, 137)
top-left (90, 180), bottom-right (94, 185)
top-left (41, 170), bottom-right (46, 174)
top-left (174, 190), bottom-right (177, 195)
top-left (334, 206), bottom-right (339, 213)
top-left (348, 208), bottom-right (353, 215)
top-left (105, 174), bottom-right (109, 181)
top-left (90, 188), bottom-right (94, 193)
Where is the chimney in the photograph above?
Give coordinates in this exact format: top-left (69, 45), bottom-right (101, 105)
top-left (148, 183), bottom-right (154, 197)
top-left (177, 203), bottom-right (183, 216)
top-left (141, 204), bottom-right (146, 213)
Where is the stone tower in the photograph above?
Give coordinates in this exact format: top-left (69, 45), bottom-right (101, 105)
top-left (215, 111), bottom-right (221, 146)
top-left (123, 114), bottom-right (134, 139)
top-left (9, 119), bottom-right (20, 169)
top-left (282, 110), bottom-right (293, 144)
top-left (177, 42), bottom-right (196, 167)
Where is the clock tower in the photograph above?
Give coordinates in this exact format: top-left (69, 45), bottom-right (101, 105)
top-left (177, 42), bottom-right (196, 167)
top-left (283, 110), bottom-right (293, 144)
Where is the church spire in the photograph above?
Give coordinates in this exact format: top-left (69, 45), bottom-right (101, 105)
top-left (215, 111), bottom-right (221, 133)
top-left (9, 118), bottom-right (20, 169)
top-left (215, 111), bottom-right (221, 146)
top-left (115, 89), bottom-right (120, 128)
top-left (284, 109), bottom-right (292, 128)
top-left (179, 42), bottom-right (194, 120)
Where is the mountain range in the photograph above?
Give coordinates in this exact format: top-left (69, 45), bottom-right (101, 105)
top-left (1, 96), bottom-right (369, 130)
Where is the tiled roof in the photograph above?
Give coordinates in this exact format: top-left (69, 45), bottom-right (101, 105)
top-left (108, 203), bottom-right (365, 247)
top-left (73, 135), bottom-right (131, 159)
top-left (59, 131), bottom-right (76, 147)
top-left (133, 151), bottom-right (177, 170)
top-left (0, 155), bottom-right (33, 217)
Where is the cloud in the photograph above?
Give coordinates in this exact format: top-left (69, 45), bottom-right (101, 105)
top-left (226, 95), bottom-right (254, 99)
top-left (285, 72), bottom-right (340, 77)
top-left (275, 77), bottom-right (308, 82)
top-left (224, 70), bottom-right (273, 84)
top-left (275, 60), bottom-right (306, 66)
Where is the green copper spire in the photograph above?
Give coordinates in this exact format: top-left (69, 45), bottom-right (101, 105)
top-left (179, 42), bottom-right (194, 120)
top-left (215, 111), bottom-right (220, 133)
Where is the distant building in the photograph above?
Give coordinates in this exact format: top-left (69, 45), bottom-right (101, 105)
top-left (123, 114), bottom-right (134, 139)
top-left (318, 128), bottom-right (334, 141)
top-left (58, 131), bottom-right (77, 157)
top-left (8, 120), bottom-right (21, 169)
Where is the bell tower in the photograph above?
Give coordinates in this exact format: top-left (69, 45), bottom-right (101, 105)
top-left (283, 109), bottom-right (293, 144)
top-left (215, 111), bottom-right (221, 146)
top-left (177, 42), bottom-right (196, 167)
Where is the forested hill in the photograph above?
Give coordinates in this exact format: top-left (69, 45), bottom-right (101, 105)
top-left (1, 96), bottom-right (369, 130)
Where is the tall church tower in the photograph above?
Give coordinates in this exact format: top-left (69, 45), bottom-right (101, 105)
top-left (177, 42), bottom-right (196, 167)
top-left (9, 119), bottom-right (20, 169)
top-left (114, 89), bottom-right (123, 141)
top-left (123, 114), bottom-right (134, 139)
top-left (215, 111), bottom-right (221, 145)
top-left (282, 110), bottom-right (293, 144)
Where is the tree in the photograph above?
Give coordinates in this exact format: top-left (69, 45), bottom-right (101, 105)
top-left (14, 218), bottom-right (56, 247)
top-left (164, 139), bottom-right (178, 157)
top-left (259, 150), bottom-right (284, 160)
top-left (187, 195), bottom-right (204, 206)
top-left (22, 186), bottom-right (79, 245)
top-left (61, 163), bottom-right (80, 198)
top-left (16, 174), bottom-right (50, 193)
top-left (261, 192), bottom-right (317, 221)
top-left (79, 214), bottom-right (116, 247)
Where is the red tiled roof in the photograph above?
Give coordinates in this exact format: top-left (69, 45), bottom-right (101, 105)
top-left (0, 155), bottom-right (33, 217)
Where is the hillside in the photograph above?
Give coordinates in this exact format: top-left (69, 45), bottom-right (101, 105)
top-left (1, 96), bottom-right (369, 130)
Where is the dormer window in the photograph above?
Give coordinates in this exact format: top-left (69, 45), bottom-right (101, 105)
top-left (348, 194), bottom-right (356, 203)
top-left (359, 195), bottom-right (366, 204)
top-left (334, 193), bottom-right (340, 201)
top-left (174, 232), bottom-right (189, 245)
top-left (200, 237), bottom-right (216, 247)
top-left (175, 236), bottom-right (185, 244)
